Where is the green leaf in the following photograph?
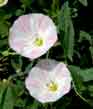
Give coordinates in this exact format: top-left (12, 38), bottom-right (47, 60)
top-left (15, 9), bottom-right (24, 16)
top-left (58, 2), bottom-right (75, 61)
top-left (11, 56), bottom-right (23, 74)
top-left (69, 65), bottom-right (93, 82)
top-left (0, 9), bottom-right (12, 21)
top-left (68, 65), bottom-right (85, 92)
top-left (88, 85), bottom-right (93, 94)
top-left (79, 31), bottom-right (92, 44)
top-left (10, 80), bottom-right (25, 108)
top-left (1, 50), bottom-right (9, 56)
top-left (0, 81), bottom-right (8, 109)
top-left (0, 22), bottom-right (9, 38)
top-left (79, 0), bottom-right (88, 6)
top-left (25, 100), bottom-right (42, 109)
top-left (20, 0), bottom-right (32, 9)
top-left (68, 65), bottom-right (93, 105)
top-left (68, 65), bottom-right (89, 103)
top-left (14, 98), bottom-right (26, 108)
top-left (89, 46), bottom-right (93, 59)
top-left (78, 68), bottom-right (93, 82)
top-left (0, 39), bottom-right (8, 49)
top-left (2, 86), bottom-right (15, 109)
top-left (30, 100), bottom-right (41, 109)
top-left (0, 80), bottom-right (24, 109)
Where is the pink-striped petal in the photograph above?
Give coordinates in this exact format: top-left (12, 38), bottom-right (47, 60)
top-left (9, 14), bottom-right (58, 59)
top-left (25, 59), bottom-right (72, 103)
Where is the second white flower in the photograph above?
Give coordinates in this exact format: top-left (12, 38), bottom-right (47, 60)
top-left (25, 59), bottom-right (72, 103)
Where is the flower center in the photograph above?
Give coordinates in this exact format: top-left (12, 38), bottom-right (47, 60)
top-left (48, 81), bottom-right (58, 92)
top-left (0, 0), bottom-right (4, 4)
top-left (34, 37), bottom-right (43, 47)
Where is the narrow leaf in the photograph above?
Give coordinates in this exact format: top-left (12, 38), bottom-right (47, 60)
top-left (79, 0), bottom-right (88, 6)
top-left (79, 68), bottom-right (93, 82)
top-left (79, 31), bottom-right (92, 44)
top-left (58, 2), bottom-right (75, 61)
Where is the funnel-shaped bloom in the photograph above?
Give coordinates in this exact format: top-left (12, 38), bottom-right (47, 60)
top-left (9, 14), bottom-right (57, 60)
top-left (0, 0), bottom-right (8, 7)
top-left (25, 59), bottom-right (72, 103)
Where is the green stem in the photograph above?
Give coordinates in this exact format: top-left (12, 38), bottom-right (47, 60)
top-left (8, 61), bottom-right (35, 80)
top-left (46, 50), bottom-right (50, 59)
top-left (73, 82), bottom-right (89, 104)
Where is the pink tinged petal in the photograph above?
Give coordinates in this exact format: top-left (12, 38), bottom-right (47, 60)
top-left (25, 59), bottom-right (72, 103)
top-left (25, 78), bottom-right (43, 98)
top-left (53, 63), bottom-right (71, 78)
top-left (37, 14), bottom-right (56, 35)
top-left (38, 88), bottom-right (64, 103)
top-left (36, 59), bottom-right (58, 72)
top-left (12, 42), bottom-right (24, 53)
top-left (28, 48), bottom-right (42, 59)
top-left (46, 35), bottom-right (57, 48)
top-left (23, 48), bottom-right (42, 59)
top-left (30, 18), bottom-right (36, 34)
top-left (38, 15), bottom-right (45, 28)
top-left (44, 25), bottom-right (57, 37)
top-left (26, 78), bottom-right (41, 90)
top-left (9, 35), bottom-right (25, 53)
top-left (48, 35), bottom-right (57, 42)
top-left (9, 27), bottom-right (26, 41)
top-left (38, 91), bottom-right (53, 103)
top-left (9, 14), bottom-right (58, 59)
top-left (28, 67), bottom-right (49, 83)
top-left (62, 82), bottom-right (71, 95)
top-left (15, 15), bottom-right (31, 33)
top-left (25, 67), bottom-right (49, 101)
top-left (38, 15), bottom-right (49, 32)
top-left (60, 79), bottom-right (71, 96)
top-left (24, 46), bottom-right (50, 60)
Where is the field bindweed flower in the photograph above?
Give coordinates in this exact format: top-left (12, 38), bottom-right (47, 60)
top-left (9, 14), bottom-right (57, 60)
top-left (0, 0), bottom-right (8, 7)
top-left (25, 59), bottom-right (72, 103)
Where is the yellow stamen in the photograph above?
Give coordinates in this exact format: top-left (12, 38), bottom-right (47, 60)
top-left (48, 81), bottom-right (58, 92)
top-left (34, 37), bottom-right (43, 47)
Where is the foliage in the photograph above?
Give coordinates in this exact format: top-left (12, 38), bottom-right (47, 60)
top-left (0, 0), bottom-right (93, 109)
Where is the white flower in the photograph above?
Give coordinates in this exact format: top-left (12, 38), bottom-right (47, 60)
top-left (9, 14), bottom-right (57, 60)
top-left (0, 0), bottom-right (8, 7)
top-left (25, 59), bottom-right (72, 103)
